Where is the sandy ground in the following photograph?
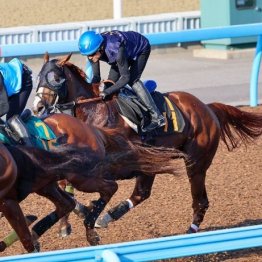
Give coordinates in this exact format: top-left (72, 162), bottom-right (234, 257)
top-left (0, 0), bottom-right (199, 28)
top-left (0, 105), bottom-right (261, 261)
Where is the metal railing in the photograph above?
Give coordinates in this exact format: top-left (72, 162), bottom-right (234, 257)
top-left (0, 224), bottom-right (261, 262)
top-left (0, 11), bottom-right (200, 46)
top-left (1, 22), bottom-right (261, 107)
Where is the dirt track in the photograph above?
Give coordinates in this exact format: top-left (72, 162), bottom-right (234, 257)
top-left (0, 105), bottom-right (262, 261)
top-left (1, 1), bottom-right (262, 260)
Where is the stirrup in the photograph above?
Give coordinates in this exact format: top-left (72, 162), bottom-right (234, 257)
top-left (157, 116), bottom-right (166, 127)
top-left (141, 121), bottom-right (159, 132)
top-left (142, 116), bottom-right (165, 133)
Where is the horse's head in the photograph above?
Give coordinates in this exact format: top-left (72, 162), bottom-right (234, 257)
top-left (32, 52), bottom-right (99, 116)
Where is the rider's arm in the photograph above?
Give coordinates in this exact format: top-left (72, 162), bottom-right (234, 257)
top-left (103, 44), bottom-right (130, 95)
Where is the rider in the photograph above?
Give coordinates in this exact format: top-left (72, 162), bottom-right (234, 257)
top-left (78, 30), bottom-right (165, 133)
top-left (0, 58), bottom-right (33, 146)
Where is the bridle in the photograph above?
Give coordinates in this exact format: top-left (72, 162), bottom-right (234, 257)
top-left (35, 61), bottom-right (114, 116)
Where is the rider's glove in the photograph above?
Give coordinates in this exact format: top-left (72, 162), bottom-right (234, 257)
top-left (99, 92), bottom-right (107, 100)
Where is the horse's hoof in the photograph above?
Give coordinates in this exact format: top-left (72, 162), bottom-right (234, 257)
top-left (58, 224), bottom-right (72, 238)
top-left (0, 241), bottom-right (7, 252)
top-left (86, 229), bottom-right (100, 246)
top-left (95, 213), bottom-right (113, 228)
top-left (95, 217), bottom-right (108, 228)
top-left (187, 224), bottom-right (199, 234)
top-left (33, 241), bottom-right (40, 252)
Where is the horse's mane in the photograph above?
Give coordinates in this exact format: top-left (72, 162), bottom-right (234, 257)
top-left (61, 60), bottom-right (100, 97)
top-left (64, 61), bottom-right (87, 83)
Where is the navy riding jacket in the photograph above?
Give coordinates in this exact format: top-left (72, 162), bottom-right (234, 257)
top-left (89, 30), bottom-right (151, 95)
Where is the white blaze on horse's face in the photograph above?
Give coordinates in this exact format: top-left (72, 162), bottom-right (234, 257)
top-left (32, 87), bottom-right (56, 115)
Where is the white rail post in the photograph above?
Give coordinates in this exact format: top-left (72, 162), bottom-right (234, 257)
top-left (113, 0), bottom-right (122, 19)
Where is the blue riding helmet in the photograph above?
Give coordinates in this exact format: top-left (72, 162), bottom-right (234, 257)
top-left (78, 31), bottom-right (104, 56)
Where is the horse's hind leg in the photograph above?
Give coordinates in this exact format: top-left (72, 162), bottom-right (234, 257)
top-left (186, 169), bottom-right (209, 233)
top-left (185, 140), bottom-right (218, 233)
top-left (96, 174), bottom-right (155, 228)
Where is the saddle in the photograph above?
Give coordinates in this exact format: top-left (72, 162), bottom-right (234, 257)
top-left (0, 113), bottom-right (62, 150)
top-left (116, 87), bottom-right (185, 137)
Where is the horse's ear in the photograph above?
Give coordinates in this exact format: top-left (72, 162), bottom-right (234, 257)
top-left (57, 53), bottom-right (72, 66)
top-left (44, 52), bottom-right (49, 63)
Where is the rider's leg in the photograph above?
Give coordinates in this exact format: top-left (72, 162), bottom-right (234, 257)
top-left (132, 80), bottom-right (165, 132)
top-left (5, 66), bottom-right (33, 146)
top-left (7, 115), bottom-right (32, 146)
top-left (129, 49), bottom-right (165, 132)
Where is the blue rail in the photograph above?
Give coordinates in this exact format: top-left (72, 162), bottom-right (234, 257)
top-left (0, 23), bottom-right (261, 105)
top-left (0, 224), bottom-right (261, 262)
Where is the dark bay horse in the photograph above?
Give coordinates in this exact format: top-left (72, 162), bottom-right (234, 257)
top-left (0, 127), bottom-right (182, 253)
top-left (0, 112), bottom-right (105, 252)
top-left (33, 52), bottom-right (262, 234)
top-left (1, 111), bottom-right (106, 238)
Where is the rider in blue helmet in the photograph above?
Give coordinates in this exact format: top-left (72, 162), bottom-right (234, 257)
top-left (0, 58), bottom-right (33, 146)
top-left (78, 30), bottom-right (165, 133)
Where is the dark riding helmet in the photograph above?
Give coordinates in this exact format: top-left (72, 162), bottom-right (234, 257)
top-left (78, 31), bottom-right (104, 56)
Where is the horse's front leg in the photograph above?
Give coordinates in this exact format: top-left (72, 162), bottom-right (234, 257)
top-left (57, 180), bottom-right (89, 237)
top-left (67, 175), bottom-right (118, 245)
top-left (57, 180), bottom-right (73, 238)
top-left (31, 183), bottom-right (75, 245)
top-left (96, 173), bottom-right (155, 228)
top-left (0, 215), bottom-right (37, 251)
top-left (0, 199), bottom-right (38, 253)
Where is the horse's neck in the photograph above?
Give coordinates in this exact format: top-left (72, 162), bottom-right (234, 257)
top-left (67, 81), bottom-right (91, 101)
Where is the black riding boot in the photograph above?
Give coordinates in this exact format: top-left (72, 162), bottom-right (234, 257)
top-left (132, 80), bottom-right (165, 132)
top-left (7, 115), bottom-right (33, 146)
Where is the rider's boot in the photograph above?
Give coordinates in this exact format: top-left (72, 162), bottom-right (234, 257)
top-left (132, 80), bottom-right (165, 132)
top-left (7, 115), bottom-right (33, 146)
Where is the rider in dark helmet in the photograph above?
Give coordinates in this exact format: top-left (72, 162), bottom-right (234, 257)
top-left (78, 30), bottom-right (165, 133)
top-left (0, 58), bottom-right (33, 146)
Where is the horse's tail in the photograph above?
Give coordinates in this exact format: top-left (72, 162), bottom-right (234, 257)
top-left (98, 127), bottom-right (186, 175)
top-left (208, 102), bottom-right (262, 151)
top-left (127, 142), bottom-right (186, 175)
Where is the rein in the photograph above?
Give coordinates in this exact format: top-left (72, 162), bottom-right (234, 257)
top-left (76, 97), bottom-right (103, 104)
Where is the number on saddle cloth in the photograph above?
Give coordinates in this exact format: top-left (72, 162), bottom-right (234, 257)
top-left (23, 116), bottom-right (60, 150)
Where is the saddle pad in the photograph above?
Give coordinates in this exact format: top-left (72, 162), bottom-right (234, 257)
top-left (152, 92), bottom-right (185, 135)
top-left (24, 116), bottom-right (59, 150)
top-left (116, 91), bottom-right (185, 136)
top-left (0, 129), bottom-right (13, 144)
